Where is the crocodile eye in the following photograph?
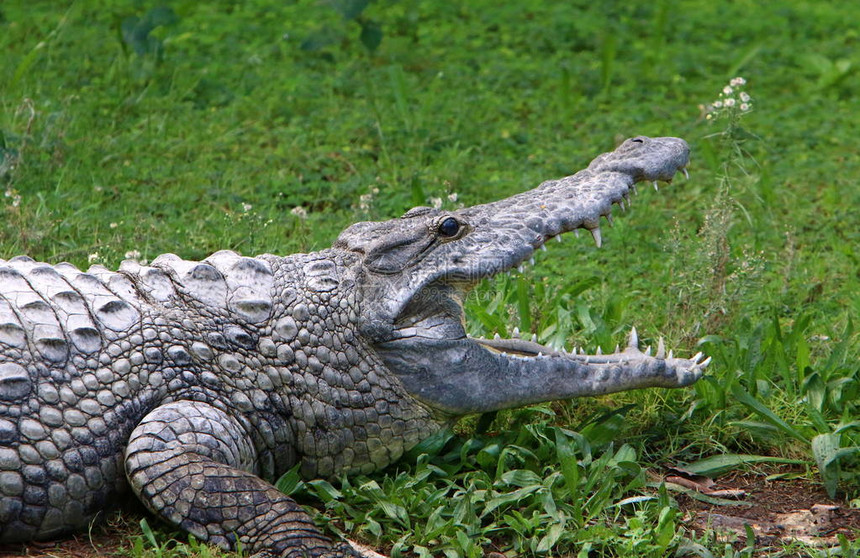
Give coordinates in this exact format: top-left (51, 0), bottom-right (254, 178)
top-left (437, 217), bottom-right (460, 238)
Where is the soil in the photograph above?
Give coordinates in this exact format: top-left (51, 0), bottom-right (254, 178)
top-left (1, 472), bottom-right (857, 558)
top-left (673, 469), bottom-right (860, 553)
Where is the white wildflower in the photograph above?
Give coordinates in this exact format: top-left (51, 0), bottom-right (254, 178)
top-left (124, 250), bottom-right (142, 260)
top-left (724, 98), bottom-right (736, 107)
top-left (371, 187), bottom-right (379, 195)
top-left (109, 222), bottom-right (118, 229)
top-left (242, 203), bottom-right (253, 212)
top-left (712, 100), bottom-right (723, 108)
top-left (730, 77), bottom-right (746, 86)
top-left (740, 103), bottom-right (751, 112)
top-left (430, 197), bottom-right (443, 210)
top-left (87, 253), bottom-right (100, 264)
top-left (723, 86), bottom-right (733, 95)
top-left (447, 192), bottom-right (458, 203)
top-left (290, 206), bottom-right (307, 219)
top-left (739, 91), bottom-right (751, 102)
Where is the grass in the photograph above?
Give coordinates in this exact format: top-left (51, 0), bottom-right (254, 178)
top-left (1, 0), bottom-right (859, 556)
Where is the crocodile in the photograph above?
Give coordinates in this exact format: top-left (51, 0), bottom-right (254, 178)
top-left (0, 136), bottom-right (708, 557)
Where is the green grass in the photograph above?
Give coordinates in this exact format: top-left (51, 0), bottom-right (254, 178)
top-left (2, 0), bottom-right (859, 556)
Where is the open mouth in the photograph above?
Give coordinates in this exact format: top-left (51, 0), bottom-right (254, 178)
top-left (367, 137), bottom-right (709, 416)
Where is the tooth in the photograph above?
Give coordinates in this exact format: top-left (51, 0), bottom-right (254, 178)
top-left (540, 244), bottom-right (547, 252)
top-left (632, 184), bottom-right (638, 195)
top-left (537, 352), bottom-right (543, 357)
top-left (653, 181), bottom-right (659, 191)
top-left (682, 167), bottom-right (690, 180)
top-left (656, 338), bottom-right (666, 359)
top-left (501, 352), bottom-right (508, 357)
top-left (668, 349), bottom-right (674, 359)
top-left (590, 227), bottom-right (602, 248)
top-left (700, 356), bottom-right (712, 367)
top-left (529, 257), bottom-right (535, 266)
top-left (619, 200), bottom-right (626, 212)
top-left (561, 346), bottom-right (568, 353)
top-left (518, 265), bottom-right (524, 273)
top-left (556, 235), bottom-right (563, 243)
top-left (584, 356), bottom-right (590, 364)
top-left (615, 344), bottom-right (620, 353)
top-left (692, 352), bottom-right (703, 363)
top-left (512, 327), bottom-right (520, 338)
top-left (575, 229), bottom-right (580, 238)
top-left (596, 346), bottom-right (602, 355)
top-left (645, 345), bottom-right (652, 356)
top-left (606, 213), bottom-right (614, 227)
top-left (531, 333), bottom-right (537, 342)
top-left (494, 333), bottom-right (501, 340)
top-left (628, 327), bottom-right (639, 349)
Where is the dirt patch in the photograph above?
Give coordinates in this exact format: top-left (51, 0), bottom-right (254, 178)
top-left (672, 469), bottom-right (860, 550)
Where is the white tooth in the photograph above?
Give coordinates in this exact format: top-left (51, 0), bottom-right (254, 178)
top-left (668, 349), bottom-right (674, 359)
top-left (596, 346), bottom-right (602, 355)
top-left (512, 327), bottom-right (520, 338)
top-left (619, 200), bottom-right (626, 212)
top-left (628, 327), bottom-right (639, 349)
top-left (561, 346), bottom-right (568, 353)
top-left (700, 356), bottom-right (712, 367)
top-left (692, 352), bottom-right (703, 363)
top-left (575, 229), bottom-right (580, 238)
top-left (656, 338), bottom-right (666, 359)
top-left (632, 184), bottom-right (638, 195)
top-left (494, 333), bottom-right (501, 340)
top-left (501, 352), bottom-right (508, 357)
top-left (531, 333), bottom-right (538, 342)
top-left (653, 181), bottom-right (659, 191)
top-left (540, 244), bottom-right (547, 251)
top-left (556, 235), bottom-right (563, 243)
top-left (682, 168), bottom-right (690, 180)
top-left (606, 213), bottom-right (614, 227)
top-left (538, 352), bottom-right (543, 357)
top-left (615, 344), bottom-right (620, 353)
top-left (529, 257), bottom-right (535, 266)
top-left (518, 265), bottom-right (524, 273)
top-left (584, 356), bottom-right (590, 364)
top-left (590, 227), bottom-right (602, 248)
top-left (645, 346), bottom-right (652, 356)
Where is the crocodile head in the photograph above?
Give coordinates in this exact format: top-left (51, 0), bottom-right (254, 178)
top-left (334, 136), bottom-right (708, 417)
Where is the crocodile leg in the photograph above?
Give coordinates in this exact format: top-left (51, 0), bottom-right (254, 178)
top-left (124, 401), bottom-right (356, 557)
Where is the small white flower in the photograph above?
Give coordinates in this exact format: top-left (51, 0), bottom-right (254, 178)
top-left (447, 192), bottom-right (458, 203)
top-left (730, 77), bottom-right (746, 86)
top-left (739, 91), bottom-right (751, 102)
top-left (724, 98), bottom-right (736, 107)
top-left (242, 203), bottom-right (253, 212)
top-left (124, 250), bottom-right (142, 260)
top-left (740, 103), bottom-right (751, 111)
top-left (430, 197), bottom-right (443, 210)
top-left (371, 187), bottom-right (379, 195)
top-left (87, 253), bottom-right (100, 264)
top-left (723, 86), bottom-right (733, 95)
top-left (109, 222), bottom-right (118, 229)
top-left (712, 100), bottom-right (723, 108)
top-left (290, 206), bottom-right (307, 219)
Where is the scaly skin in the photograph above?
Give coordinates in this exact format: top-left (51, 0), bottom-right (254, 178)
top-left (0, 136), bottom-right (707, 556)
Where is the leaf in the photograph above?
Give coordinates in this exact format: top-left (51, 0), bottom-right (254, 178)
top-left (274, 464), bottom-right (305, 495)
top-left (682, 453), bottom-right (806, 477)
top-left (329, 0), bottom-right (369, 21)
top-left (731, 384), bottom-right (809, 444)
top-left (359, 20), bottom-right (383, 52)
top-left (812, 432), bottom-right (840, 499)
